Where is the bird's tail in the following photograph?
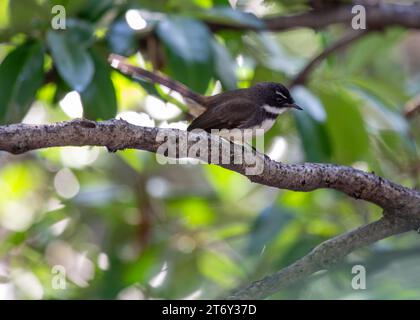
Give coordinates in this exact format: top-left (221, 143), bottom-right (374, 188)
top-left (108, 54), bottom-right (206, 107)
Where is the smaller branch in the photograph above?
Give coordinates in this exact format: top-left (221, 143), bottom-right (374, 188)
top-left (290, 30), bottom-right (368, 87)
top-left (341, 246), bottom-right (420, 274)
top-left (227, 217), bottom-right (413, 299)
top-left (208, 4), bottom-right (420, 32)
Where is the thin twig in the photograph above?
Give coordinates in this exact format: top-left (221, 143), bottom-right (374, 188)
top-left (227, 217), bottom-right (413, 299)
top-left (290, 30), bottom-right (369, 87)
top-left (207, 4), bottom-right (420, 32)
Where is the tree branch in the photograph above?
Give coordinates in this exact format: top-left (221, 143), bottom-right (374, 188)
top-left (208, 3), bottom-right (420, 32)
top-left (227, 217), bottom-right (413, 299)
top-left (1, 119), bottom-right (419, 219)
top-left (1, 119), bottom-right (420, 299)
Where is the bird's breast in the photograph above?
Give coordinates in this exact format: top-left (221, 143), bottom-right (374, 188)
top-left (251, 104), bottom-right (288, 135)
top-left (252, 118), bottom-right (276, 136)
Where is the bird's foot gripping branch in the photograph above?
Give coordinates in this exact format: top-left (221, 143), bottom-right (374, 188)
top-left (155, 128), bottom-right (267, 175)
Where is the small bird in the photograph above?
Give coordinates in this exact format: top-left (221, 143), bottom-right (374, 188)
top-left (109, 54), bottom-right (302, 140)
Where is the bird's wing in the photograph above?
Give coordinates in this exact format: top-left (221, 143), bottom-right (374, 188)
top-left (187, 98), bottom-right (258, 132)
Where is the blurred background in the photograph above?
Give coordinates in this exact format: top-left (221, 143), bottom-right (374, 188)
top-left (0, 0), bottom-right (419, 299)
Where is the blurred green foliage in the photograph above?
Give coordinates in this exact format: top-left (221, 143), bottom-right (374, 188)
top-left (0, 0), bottom-right (419, 299)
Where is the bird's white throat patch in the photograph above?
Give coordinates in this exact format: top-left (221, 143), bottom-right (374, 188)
top-left (254, 118), bottom-right (275, 135)
top-left (263, 104), bottom-right (287, 115)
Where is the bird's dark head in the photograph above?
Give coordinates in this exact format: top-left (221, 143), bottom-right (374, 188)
top-left (254, 82), bottom-right (302, 111)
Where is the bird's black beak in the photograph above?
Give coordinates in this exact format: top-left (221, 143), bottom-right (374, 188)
top-left (287, 103), bottom-right (303, 110)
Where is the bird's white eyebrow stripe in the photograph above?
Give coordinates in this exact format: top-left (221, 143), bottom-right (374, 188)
top-left (275, 90), bottom-right (287, 99)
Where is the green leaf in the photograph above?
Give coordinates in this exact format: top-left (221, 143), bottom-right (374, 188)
top-left (77, 0), bottom-right (115, 22)
top-left (198, 250), bottom-right (244, 287)
top-left (351, 86), bottom-right (409, 135)
top-left (170, 197), bottom-right (215, 228)
top-left (9, 0), bottom-right (49, 29)
top-left (48, 0), bottom-right (86, 15)
top-left (211, 40), bottom-right (237, 90)
top-left (197, 7), bottom-right (265, 29)
top-left (0, 41), bottom-right (44, 124)
top-left (212, 0), bottom-right (231, 5)
top-left (52, 76), bottom-right (71, 104)
top-left (156, 16), bottom-right (213, 94)
top-left (118, 149), bottom-right (144, 173)
top-left (124, 246), bottom-right (159, 285)
top-left (378, 130), bottom-right (416, 163)
top-left (64, 19), bottom-right (96, 45)
top-left (245, 33), bottom-right (304, 76)
top-left (349, 77), bottom-right (409, 109)
top-left (204, 165), bottom-right (252, 201)
top-left (81, 51), bottom-right (117, 120)
top-left (292, 86), bottom-right (331, 162)
top-left (0, 0), bottom-right (9, 29)
top-left (247, 205), bottom-right (293, 255)
top-left (47, 25), bottom-right (95, 92)
top-left (294, 112), bottom-right (331, 162)
top-left (106, 17), bottom-right (138, 56)
top-left (293, 86), bottom-right (326, 122)
top-left (192, 0), bottom-right (213, 8)
top-left (319, 87), bottom-right (370, 164)
top-left (346, 30), bottom-right (404, 75)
